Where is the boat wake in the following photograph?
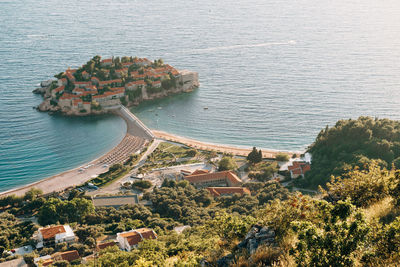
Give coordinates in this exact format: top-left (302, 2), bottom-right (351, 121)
top-left (173, 40), bottom-right (296, 54)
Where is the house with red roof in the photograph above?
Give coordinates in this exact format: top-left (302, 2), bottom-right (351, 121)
top-left (184, 171), bottom-right (242, 188)
top-left (57, 78), bottom-right (67, 86)
top-left (92, 89), bottom-right (125, 106)
top-left (91, 76), bottom-right (100, 85)
top-left (51, 85), bottom-right (65, 98)
top-left (152, 80), bottom-right (161, 88)
top-left (115, 68), bottom-right (128, 78)
top-left (74, 81), bottom-right (92, 88)
top-left (100, 58), bottom-right (113, 67)
top-left (58, 93), bottom-right (78, 109)
top-left (133, 58), bottom-right (152, 67)
top-left (122, 62), bottom-right (134, 67)
top-left (65, 71), bottom-right (75, 83)
top-left (287, 161), bottom-right (311, 178)
top-left (126, 80), bottom-right (146, 90)
top-left (206, 187), bottom-right (251, 197)
top-left (34, 225), bottom-right (76, 248)
top-left (97, 241), bottom-right (118, 250)
top-left (81, 70), bottom-right (90, 80)
top-left (116, 228), bottom-right (157, 251)
top-left (52, 250), bottom-right (80, 263)
top-left (98, 79), bottom-right (122, 88)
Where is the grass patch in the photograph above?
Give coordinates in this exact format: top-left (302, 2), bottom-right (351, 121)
top-left (147, 142), bottom-right (197, 163)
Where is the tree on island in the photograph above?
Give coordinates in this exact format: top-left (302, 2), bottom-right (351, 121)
top-left (247, 147), bottom-right (262, 164)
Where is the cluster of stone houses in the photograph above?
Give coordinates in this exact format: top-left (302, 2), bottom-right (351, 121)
top-left (32, 224), bottom-right (157, 266)
top-left (51, 57), bottom-right (183, 113)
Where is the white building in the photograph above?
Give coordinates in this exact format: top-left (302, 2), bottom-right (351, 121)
top-left (35, 225), bottom-right (76, 248)
top-left (116, 228), bottom-right (157, 251)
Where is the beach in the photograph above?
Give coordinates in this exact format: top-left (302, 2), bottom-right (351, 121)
top-left (0, 107), bottom-right (301, 197)
top-left (152, 130), bottom-right (300, 158)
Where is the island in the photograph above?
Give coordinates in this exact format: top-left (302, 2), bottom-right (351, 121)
top-left (34, 56), bottom-right (199, 115)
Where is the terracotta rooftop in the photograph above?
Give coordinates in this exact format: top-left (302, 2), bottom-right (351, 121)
top-left (99, 79), bottom-right (122, 85)
top-left (53, 85), bottom-right (65, 93)
top-left (185, 171), bottom-right (242, 186)
top-left (74, 81), bottom-right (91, 85)
top-left (206, 187), bottom-right (251, 197)
top-left (40, 225), bottom-right (66, 240)
top-left (119, 228), bottom-right (157, 246)
top-left (97, 241), bottom-right (117, 250)
top-left (56, 250), bottom-right (80, 262)
top-left (101, 58), bottom-right (112, 63)
top-left (191, 169), bottom-right (209, 175)
top-left (126, 233), bottom-right (142, 246)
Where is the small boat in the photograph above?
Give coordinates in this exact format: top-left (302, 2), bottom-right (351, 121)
top-left (157, 107), bottom-right (162, 110)
top-left (203, 107), bottom-right (209, 110)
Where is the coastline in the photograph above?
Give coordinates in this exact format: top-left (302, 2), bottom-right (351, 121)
top-left (152, 130), bottom-right (302, 158)
top-left (0, 132), bottom-right (128, 197)
top-left (0, 109), bottom-right (303, 197)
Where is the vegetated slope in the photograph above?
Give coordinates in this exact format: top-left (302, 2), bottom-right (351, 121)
top-left (302, 116), bottom-right (400, 188)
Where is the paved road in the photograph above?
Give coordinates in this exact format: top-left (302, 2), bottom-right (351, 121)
top-left (87, 139), bottom-right (162, 196)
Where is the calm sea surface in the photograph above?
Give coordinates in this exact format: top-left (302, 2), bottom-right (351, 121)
top-left (1, 0), bottom-right (400, 191)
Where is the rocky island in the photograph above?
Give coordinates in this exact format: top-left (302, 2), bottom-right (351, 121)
top-left (34, 56), bottom-right (199, 115)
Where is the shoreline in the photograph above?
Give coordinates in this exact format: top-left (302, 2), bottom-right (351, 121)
top-left (152, 130), bottom-right (303, 158)
top-left (0, 133), bottom-right (128, 197)
top-left (0, 109), bottom-right (304, 197)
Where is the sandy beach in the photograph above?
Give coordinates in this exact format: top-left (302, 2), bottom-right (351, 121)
top-left (152, 130), bottom-right (300, 158)
top-left (0, 107), bottom-right (301, 197)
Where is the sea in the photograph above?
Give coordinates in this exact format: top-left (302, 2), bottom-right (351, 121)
top-left (1, 0), bottom-right (400, 192)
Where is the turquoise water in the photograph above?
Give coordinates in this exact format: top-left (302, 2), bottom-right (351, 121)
top-left (1, 0), bottom-right (400, 191)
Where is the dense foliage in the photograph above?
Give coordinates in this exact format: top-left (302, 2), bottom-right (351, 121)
top-left (304, 116), bottom-right (400, 188)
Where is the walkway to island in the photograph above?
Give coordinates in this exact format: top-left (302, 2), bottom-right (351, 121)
top-left (0, 106), bottom-right (301, 197)
top-left (0, 106), bottom-right (152, 197)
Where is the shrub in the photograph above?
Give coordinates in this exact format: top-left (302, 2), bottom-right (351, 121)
top-left (218, 157), bottom-right (238, 171)
top-left (132, 180), bottom-right (153, 191)
top-left (275, 153), bottom-right (289, 162)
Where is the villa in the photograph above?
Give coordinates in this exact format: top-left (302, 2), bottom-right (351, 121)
top-left (116, 228), bottom-right (157, 251)
top-left (34, 225), bottom-right (76, 248)
top-left (184, 171), bottom-right (242, 188)
top-left (34, 250), bottom-right (80, 266)
top-left (288, 161), bottom-right (311, 178)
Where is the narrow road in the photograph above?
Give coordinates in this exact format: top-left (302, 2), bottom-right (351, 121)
top-left (87, 139), bottom-right (162, 196)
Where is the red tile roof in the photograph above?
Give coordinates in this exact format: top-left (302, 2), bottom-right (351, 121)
top-left (97, 241), bottom-right (117, 250)
top-left (101, 58), bottom-right (112, 63)
top-left (59, 93), bottom-right (78, 100)
top-left (120, 228), bottom-right (157, 246)
top-left (191, 169), bottom-right (209, 175)
top-left (59, 250), bottom-right (80, 262)
top-left (40, 225), bottom-right (66, 240)
top-left (53, 85), bottom-right (65, 93)
top-left (288, 161), bottom-right (311, 176)
top-left (99, 79), bottom-right (122, 85)
top-left (206, 187), bottom-right (251, 197)
top-left (74, 81), bottom-right (91, 85)
top-left (185, 171), bottom-right (242, 186)
top-left (122, 62), bottom-right (133, 67)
